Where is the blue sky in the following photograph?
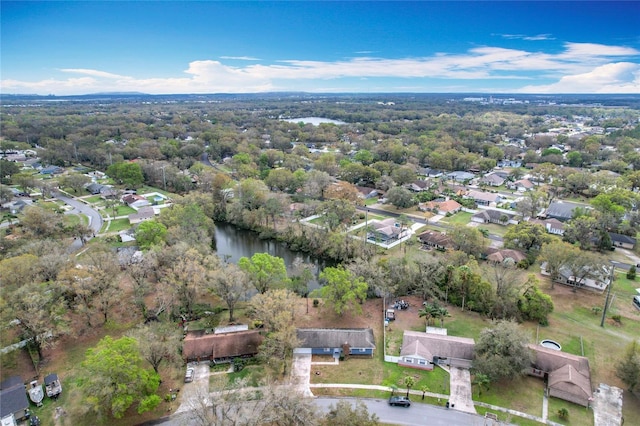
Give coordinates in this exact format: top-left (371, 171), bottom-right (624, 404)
top-left (1, 1), bottom-right (639, 95)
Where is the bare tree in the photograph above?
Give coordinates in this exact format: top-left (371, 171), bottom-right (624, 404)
top-left (208, 261), bottom-right (250, 322)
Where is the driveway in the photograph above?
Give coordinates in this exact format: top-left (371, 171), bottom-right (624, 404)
top-left (448, 367), bottom-right (477, 414)
top-left (174, 362), bottom-right (211, 414)
top-left (291, 349), bottom-right (313, 397)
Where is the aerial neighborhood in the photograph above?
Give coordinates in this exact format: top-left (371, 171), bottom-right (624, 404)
top-left (1, 93), bottom-right (639, 426)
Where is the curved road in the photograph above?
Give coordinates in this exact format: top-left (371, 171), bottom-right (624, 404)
top-left (53, 191), bottom-right (104, 251)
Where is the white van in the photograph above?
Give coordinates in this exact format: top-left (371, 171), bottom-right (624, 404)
top-left (634, 288), bottom-right (640, 311)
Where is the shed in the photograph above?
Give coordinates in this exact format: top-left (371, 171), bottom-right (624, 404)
top-left (296, 328), bottom-right (375, 357)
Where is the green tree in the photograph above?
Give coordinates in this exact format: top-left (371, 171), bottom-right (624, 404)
top-left (321, 400), bottom-right (379, 426)
top-left (539, 241), bottom-right (580, 289)
top-left (386, 186), bottom-right (415, 209)
top-left (106, 161), bottom-right (144, 188)
top-left (81, 336), bottom-right (160, 418)
top-left (518, 280), bottom-right (554, 325)
top-left (403, 375), bottom-right (416, 398)
top-left (135, 220), bottom-right (167, 249)
top-left (238, 253), bottom-right (291, 294)
top-left (503, 222), bottom-right (552, 260)
top-left (473, 320), bottom-right (531, 382)
top-left (615, 340), bottom-right (640, 393)
top-left (317, 266), bottom-right (368, 316)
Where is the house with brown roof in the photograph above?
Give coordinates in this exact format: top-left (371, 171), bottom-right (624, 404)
top-left (508, 179), bottom-right (535, 192)
top-left (128, 206), bottom-right (155, 224)
top-left (418, 230), bottom-right (453, 251)
top-left (479, 173), bottom-right (505, 187)
top-left (484, 248), bottom-right (527, 264)
top-left (122, 194), bottom-right (150, 209)
top-left (182, 329), bottom-right (263, 363)
top-left (528, 344), bottom-right (593, 407)
top-left (399, 331), bottom-right (475, 370)
top-left (367, 218), bottom-right (407, 242)
top-left (418, 199), bottom-right (462, 215)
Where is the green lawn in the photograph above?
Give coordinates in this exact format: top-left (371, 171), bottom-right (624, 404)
top-left (102, 218), bottom-right (131, 233)
top-left (474, 376), bottom-right (545, 420)
top-left (547, 395), bottom-right (594, 425)
top-left (84, 195), bottom-right (103, 203)
top-left (439, 211), bottom-right (472, 225)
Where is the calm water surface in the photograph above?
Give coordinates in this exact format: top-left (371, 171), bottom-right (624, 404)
top-left (213, 222), bottom-right (332, 291)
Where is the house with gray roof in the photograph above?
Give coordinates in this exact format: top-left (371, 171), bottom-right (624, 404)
top-left (479, 173), bottom-right (505, 187)
top-left (399, 331), bottom-right (475, 370)
top-left (446, 171), bottom-right (475, 182)
top-left (0, 376), bottom-right (29, 425)
top-left (296, 328), bottom-right (375, 357)
top-left (543, 201), bottom-right (589, 222)
top-left (471, 209), bottom-right (518, 225)
top-left (609, 232), bottom-right (636, 249)
top-left (465, 190), bottom-right (502, 206)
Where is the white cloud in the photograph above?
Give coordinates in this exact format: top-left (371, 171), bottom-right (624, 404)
top-left (499, 33), bottom-right (555, 41)
top-left (58, 68), bottom-right (128, 79)
top-left (219, 56), bottom-right (260, 61)
top-left (2, 42), bottom-right (639, 94)
top-left (518, 62), bottom-right (640, 93)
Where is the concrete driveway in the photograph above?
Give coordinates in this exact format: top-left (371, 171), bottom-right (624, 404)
top-left (175, 362), bottom-right (211, 414)
top-left (291, 349), bottom-right (314, 397)
top-left (448, 367), bottom-right (477, 414)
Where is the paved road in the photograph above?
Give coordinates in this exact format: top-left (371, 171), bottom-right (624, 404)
top-left (143, 396), bottom-right (488, 426)
top-left (54, 191), bottom-right (103, 234)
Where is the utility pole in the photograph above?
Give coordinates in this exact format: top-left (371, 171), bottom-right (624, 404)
top-left (600, 266), bottom-right (615, 327)
top-left (161, 165), bottom-right (167, 191)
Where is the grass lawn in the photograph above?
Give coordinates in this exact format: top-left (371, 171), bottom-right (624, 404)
top-left (365, 197), bottom-right (380, 206)
top-left (84, 195), bottom-right (103, 204)
top-left (309, 216), bottom-right (326, 225)
top-left (439, 211), bottom-right (472, 225)
top-left (475, 376), bottom-right (544, 419)
top-left (102, 218), bottom-right (131, 233)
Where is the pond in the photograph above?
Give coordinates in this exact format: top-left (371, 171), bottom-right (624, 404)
top-left (213, 222), bottom-right (333, 291)
top-left (282, 117), bottom-right (346, 126)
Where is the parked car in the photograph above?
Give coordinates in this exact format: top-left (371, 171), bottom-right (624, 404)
top-left (184, 367), bottom-right (195, 383)
top-left (633, 295), bottom-right (640, 311)
top-left (388, 395), bottom-right (411, 407)
top-left (30, 415), bottom-right (41, 426)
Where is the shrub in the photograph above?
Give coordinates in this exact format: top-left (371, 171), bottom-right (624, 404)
top-left (611, 314), bottom-right (622, 324)
top-left (627, 265), bottom-right (636, 280)
top-left (313, 299), bottom-right (319, 307)
top-left (557, 408), bottom-right (569, 420)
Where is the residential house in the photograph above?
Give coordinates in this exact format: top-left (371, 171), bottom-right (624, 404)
top-left (296, 328), bottom-right (375, 357)
top-left (355, 186), bottom-right (379, 199)
top-left (39, 165), bottom-right (64, 175)
top-left (406, 180), bottom-right (430, 192)
top-left (0, 376), bottom-right (29, 425)
top-left (122, 194), bottom-right (150, 209)
top-left (609, 232), bottom-right (636, 250)
top-left (484, 248), bottom-right (527, 264)
top-left (508, 179), bottom-right (535, 192)
top-left (418, 168), bottom-right (444, 178)
top-left (529, 218), bottom-right (565, 236)
top-left (418, 199), bottom-right (462, 216)
top-left (446, 171), bottom-right (475, 183)
top-left (128, 206), bottom-right (156, 224)
top-left (497, 159), bottom-right (522, 168)
top-left (528, 344), bottom-right (592, 407)
top-left (86, 182), bottom-right (105, 195)
top-left (182, 329), bottom-right (263, 363)
top-left (540, 263), bottom-right (612, 292)
top-left (543, 201), bottom-right (588, 222)
top-left (399, 331), bottom-right (475, 370)
top-left (367, 218), bottom-right (407, 243)
top-left (465, 190), bottom-right (502, 206)
top-left (479, 173), bottom-right (505, 187)
top-left (418, 230), bottom-right (453, 251)
top-left (471, 209), bottom-right (518, 225)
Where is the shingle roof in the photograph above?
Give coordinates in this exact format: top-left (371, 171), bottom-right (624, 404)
top-left (609, 232), bottom-right (636, 245)
top-left (296, 328), bottom-right (375, 349)
top-left (400, 331), bottom-right (474, 361)
top-left (0, 376), bottom-right (28, 418)
top-left (545, 201), bottom-right (587, 220)
top-left (548, 364), bottom-right (592, 401)
top-left (182, 330), bottom-right (263, 360)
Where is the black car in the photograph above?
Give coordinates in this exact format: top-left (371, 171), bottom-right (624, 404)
top-left (388, 395), bottom-right (411, 407)
top-left (30, 415), bottom-right (41, 426)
